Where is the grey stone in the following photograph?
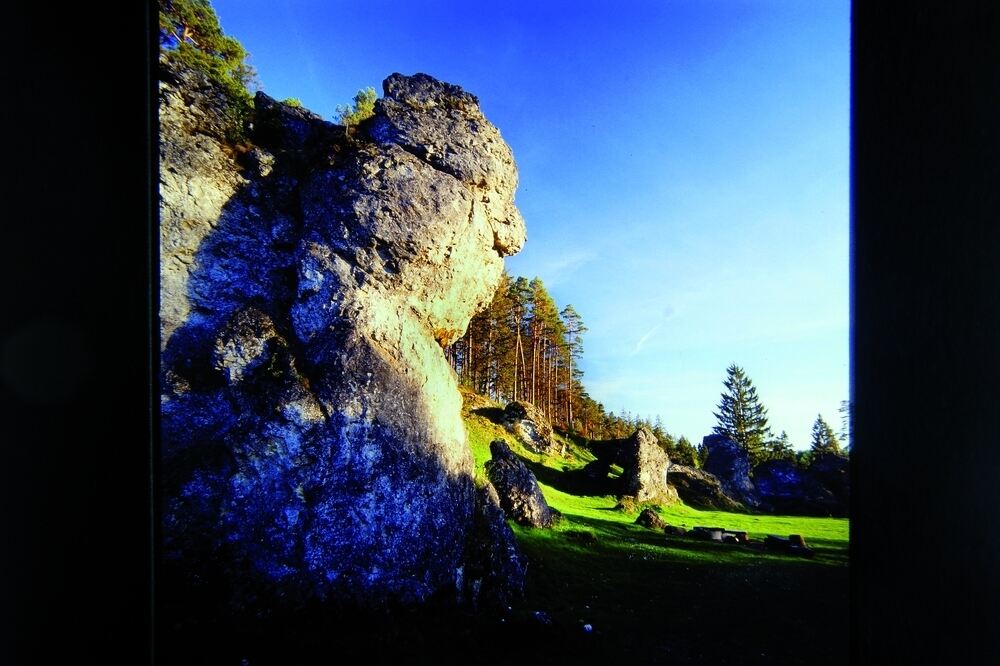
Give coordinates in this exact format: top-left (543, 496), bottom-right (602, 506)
top-left (667, 463), bottom-right (745, 511)
top-left (618, 427), bottom-right (675, 503)
top-left (485, 440), bottom-right (558, 528)
top-left (159, 58), bottom-right (527, 610)
top-left (701, 434), bottom-right (759, 508)
top-left (501, 400), bottom-right (554, 453)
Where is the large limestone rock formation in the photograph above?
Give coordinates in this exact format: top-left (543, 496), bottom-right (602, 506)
top-left (701, 434), bottom-right (759, 508)
top-left (159, 59), bottom-right (526, 609)
top-left (485, 440), bottom-right (558, 528)
top-left (501, 400), bottom-right (554, 453)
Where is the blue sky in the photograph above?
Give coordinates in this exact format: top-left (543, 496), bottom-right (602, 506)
top-left (211, 0), bottom-right (850, 450)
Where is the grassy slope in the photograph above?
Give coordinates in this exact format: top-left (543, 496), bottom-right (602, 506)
top-left (463, 389), bottom-right (849, 665)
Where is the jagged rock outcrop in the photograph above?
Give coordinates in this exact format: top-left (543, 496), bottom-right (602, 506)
top-left (667, 464), bottom-right (745, 511)
top-left (159, 58), bottom-right (526, 610)
top-left (701, 434), bottom-right (759, 508)
top-left (501, 400), bottom-right (554, 453)
top-left (485, 440), bottom-right (558, 528)
top-left (618, 427), bottom-right (676, 503)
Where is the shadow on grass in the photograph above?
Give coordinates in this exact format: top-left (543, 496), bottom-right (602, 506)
top-left (471, 406), bottom-right (506, 423)
top-left (522, 458), bottom-right (620, 497)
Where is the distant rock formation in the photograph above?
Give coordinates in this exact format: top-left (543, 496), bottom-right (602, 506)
top-left (159, 57), bottom-right (526, 610)
top-left (754, 454), bottom-right (849, 517)
top-left (579, 428), bottom-right (677, 505)
top-left (501, 400), bottom-right (554, 453)
top-left (667, 463), bottom-right (745, 511)
top-left (485, 440), bottom-right (558, 528)
top-left (701, 434), bottom-right (759, 508)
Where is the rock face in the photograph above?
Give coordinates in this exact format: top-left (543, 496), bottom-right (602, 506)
top-left (667, 464), bottom-right (745, 511)
top-left (582, 428), bottom-right (677, 504)
top-left (701, 434), bottom-right (759, 508)
top-left (754, 455), bottom-right (849, 517)
top-left (618, 427), bottom-right (675, 503)
top-left (159, 59), bottom-right (526, 609)
top-left (464, 482), bottom-right (527, 608)
top-left (485, 440), bottom-right (558, 528)
top-left (501, 400), bottom-right (554, 453)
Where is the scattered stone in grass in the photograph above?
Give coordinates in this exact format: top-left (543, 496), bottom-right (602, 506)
top-left (663, 524), bottom-right (687, 536)
top-left (764, 534), bottom-right (815, 557)
top-left (691, 526), bottom-right (724, 541)
top-left (635, 508), bottom-right (666, 529)
top-left (723, 535), bottom-right (739, 544)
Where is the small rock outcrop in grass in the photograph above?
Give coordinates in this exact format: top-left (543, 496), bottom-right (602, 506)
top-left (485, 439), bottom-right (559, 528)
top-left (502, 400), bottom-right (554, 453)
top-left (634, 508), bottom-right (666, 530)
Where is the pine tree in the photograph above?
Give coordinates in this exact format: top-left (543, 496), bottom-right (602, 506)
top-left (674, 436), bottom-right (698, 467)
top-left (712, 364), bottom-right (772, 466)
top-left (810, 414), bottom-right (842, 454)
top-left (763, 430), bottom-right (796, 463)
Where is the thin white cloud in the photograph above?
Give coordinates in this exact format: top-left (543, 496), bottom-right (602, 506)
top-left (540, 249), bottom-right (597, 286)
top-left (630, 323), bottom-right (663, 356)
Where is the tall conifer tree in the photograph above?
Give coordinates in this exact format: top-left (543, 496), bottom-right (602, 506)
top-left (712, 364), bottom-right (772, 466)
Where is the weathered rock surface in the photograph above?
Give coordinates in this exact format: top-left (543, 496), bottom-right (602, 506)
top-left (580, 428), bottom-right (677, 504)
top-left (667, 463), bottom-right (745, 511)
top-left (464, 482), bottom-right (526, 609)
top-left (753, 455), bottom-right (849, 517)
top-left (618, 427), bottom-right (675, 503)
top-left (807, 452), bottom-right (850, 515)
top-left (501, 400), bottom-right (554, 453)
top-left (159, 58), bottom-right (526, 609)
top-left (485, 440), bottom-right (558, 528)
top-left (701, 434), bottom-right (759, 508)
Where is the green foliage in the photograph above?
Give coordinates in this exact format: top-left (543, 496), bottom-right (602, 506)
top-left (282, 97), bottom-right (303, 108)
top-left (712, 364), bottom-right (772, 466)
top-left (337, 86), bottom-right (378, 128)
top-left (762, 430), bottom-right (797, 464)
top-left (159, 0), bottom-right (258, 140)
top-left (674, 435), bottom-right (699, 467)
top-left (810, 413), bottom-right (842, 454)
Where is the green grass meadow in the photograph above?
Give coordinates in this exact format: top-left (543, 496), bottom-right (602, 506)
top-left (464, 393), bottom-right (850, 664)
